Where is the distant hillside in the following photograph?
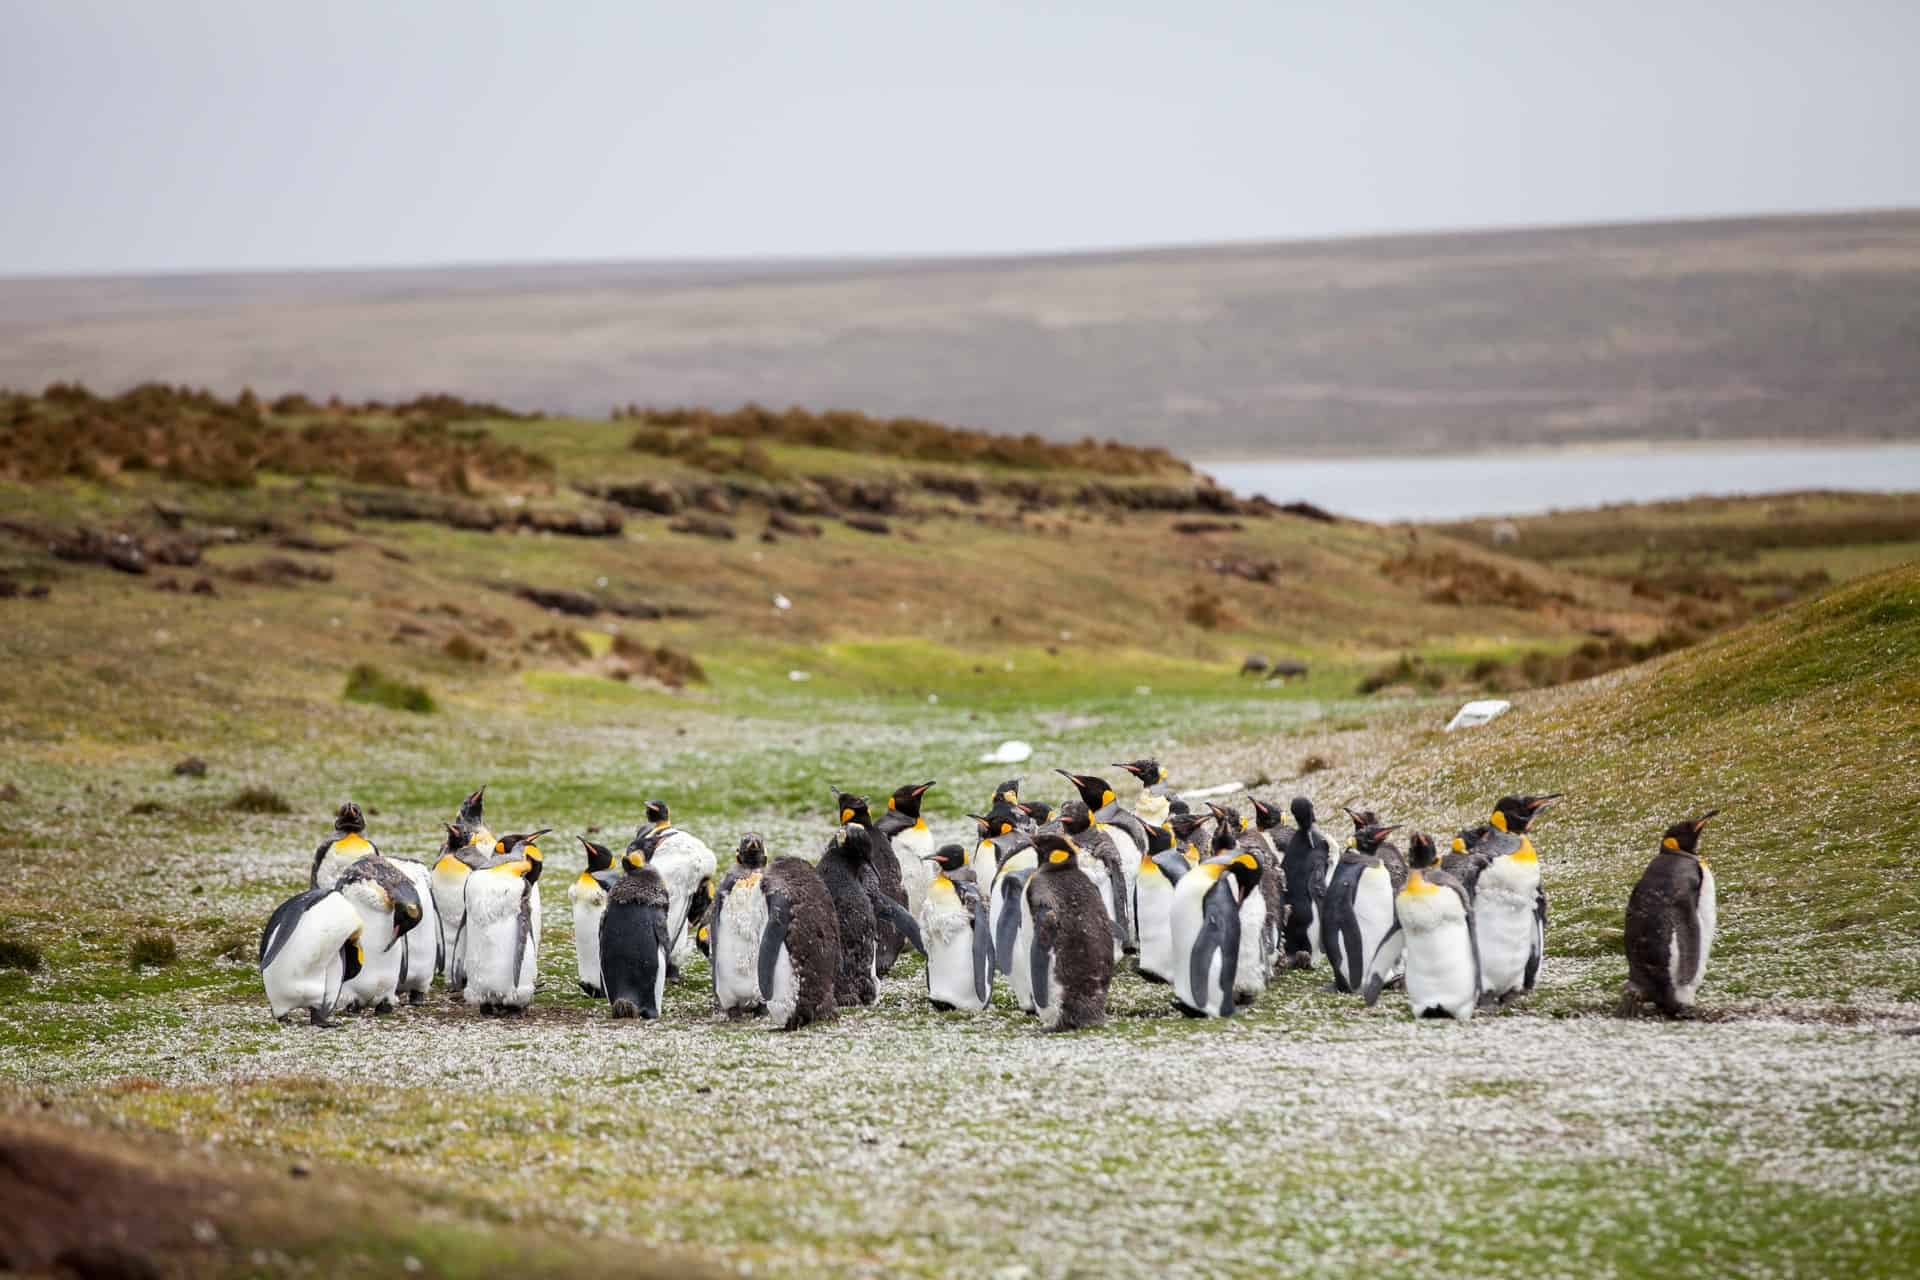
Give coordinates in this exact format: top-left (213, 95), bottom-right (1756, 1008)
top-left (4, 210), bottom-right (1919, 455)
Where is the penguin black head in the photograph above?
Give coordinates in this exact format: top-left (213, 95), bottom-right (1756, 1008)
top-left (457, 787), bottom-right (485, 828)
top-left (578, 837), bottom-right (614, 874)
top-left (1055, 770), bottom-right (1116, 813)
top-left (1018, 800), bottom-right (1055, 827)
top-left (1407, 832), bottom-right (1440, 869)
top-left (966, 813), bottom-right (993, 841)
top-left (925, 843), bottom-right (967, 874)
top-left (1661, 811), bottom-right (1718, 856)
top-left (1114, 758), bottom-right (1166, 787)
top-left (498, 830), bottom-right (550, 882)
top-left (1490, 793), bottom-right (1561, 834)
top-left (1145, 822), bottom-right (1174, 855)
top-left (735, 832), bottom-right (768, 869)
top-left (1343, 804), bottom-right (1380, 833)
top-left (333, 802), bottom-right (366, 834)
top-left (1251, 797), bottom-right (1283, 832)
top-left (695, 923), bottom-right (711, 959)
top-left (1205, 801), bottom-right (1249, 835)
top-left (643, 799), bottom-right (671, 828)
top-left (1209, 818), bottom-right (1240, 855)
top-left (387, 874), bottom-right (423, 941)
top-left (887, 781), bottom-right (936, 820)
top-left (1032, 832), bottom-right (1080, 867)
top-left (1168, 812), bottom-right (1212, 844)
top-left (622, 847), bottom-right (650, 874)
top-left (1057, 800), bottom-right (1092, 836)
top-left (625, 824), bottom-right (663, 859)
top-left (833, 790), bottom-right (875, 828)
top-left (1451, 823), bottom-right (1491, 857)
top-left (984, 802), bottom-right (1026, 837)
top-left (831, 822), bottom-right (874, 861)
top-left (1169, 797), bottom-right (1191, 818)
top-left (1215, 850), bottom-right (1262, 897)
top-left (1290, 796), bottom-right (1315, 830)
top-left (1353, 821), bottom-right (1400, 854)
top-left (992, 777), bottom-right (1022, 807)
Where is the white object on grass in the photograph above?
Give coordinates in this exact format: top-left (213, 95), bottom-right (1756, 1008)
top-left (1180, 782), bottom-right (1245, 801)
top-left (1445, 699), bottom-right (1512, 732)
top-left (787, 670), bottom-right (812, 682)
top-left (978, 740), bottom-right (1033, 765)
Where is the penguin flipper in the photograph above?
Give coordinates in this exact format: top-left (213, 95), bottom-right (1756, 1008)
top-left (757, 888), bottom-right (794, 1000)
top-left (687, 877), bottom-right (715, 945)
top-left (1189, 898), bottom-right (1228, 1014)
top-left (870, 889), bottom-right (926, 957)
top-left (993, 875), bottom-right (1027, 973)
top-left (971, 898), bottom-right (994, 1004)
top-left (339, 937), bottom-right (363, 984)
top-left (513, 881), bottom-right (534, 989)
top-left (260, 888), bottom-right (331, 970)
top-left (1028, 902), bottom-right (1056, 1013)
top-left (308, 840), bottom-right (333, 890)
top-left (1199, 884), bottom-right (1239, 1016)
top-left (1362, 919), bottom-right (1404, 1006)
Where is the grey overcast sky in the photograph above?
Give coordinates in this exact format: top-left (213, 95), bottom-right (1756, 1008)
top-left (2, 0), bottom-right (1916, 276)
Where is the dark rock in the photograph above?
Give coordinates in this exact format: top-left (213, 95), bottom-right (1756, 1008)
top-left (766, 509), bottom-right (822, 538)
top-left (1171, 519), bottom-right (1242, 535)
top-left (843, 514), bottom-right (891, 536)
top-left (1278, 500), bottom-right (1337, 523)
top-left (227, 558), bottom-right (332, 586)
top-left (26, 584), bottom-right (49, 600)
top-left (172, 757), bottom-right (207, 777)
top-left (513, 585), bottom-right (601, 617)
top-left (274, 533), bottom-right (348, 553)
top-left (152, 577), bottom-right (182, 593)
top-left (1268, 659), bottom-right (1310, 679)
top-left (669, 514), bottom-right (736, 541)
top-left (52, 1244), bottom-right (161, 1280)
top-left (0, 782), bottom-right (20, 802)
top-left (189, 577), bottom-right (217, 596)
top-left (517, 507), bottom-right (623, 538)
top-left (598, 480), bottom-right (682, 515)
top-left (692, 487), bottom-right (736, 516)
top-left (0, 578), bottom-right (17, 599)
top-left (1239, 654), bottom-right (1270, 676)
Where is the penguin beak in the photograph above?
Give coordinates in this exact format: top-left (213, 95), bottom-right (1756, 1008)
top-left (1692, 810), bottom-right (1720, 829)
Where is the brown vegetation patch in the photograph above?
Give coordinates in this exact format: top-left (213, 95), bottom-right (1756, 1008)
top-left (1382, 548), bottom-right (1574, 611)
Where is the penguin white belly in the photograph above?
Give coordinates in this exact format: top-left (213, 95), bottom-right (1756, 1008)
top-left (464, 874), bottom-right (536, 1009)
top-left (922, 882), bottom-right (985, 1011)
top-left (892, 824), bottom-right (935, 916)
top-left (262, 894), bottom-right (361, 1018)
top-left (431, 858), bottom-right (473, 986)
top-left (570, 878), bottom-right (608, 995)
top-left (713, 875), bottom-right (769, 1013)
top-left (339, 911), bottom-right (402, 1012)
top-left (1475, 857), bottom-right (1541, 997)
top-left (1036, 953), bottom-right (1068, 1031)
top-left (1398, 889), bottom-right (1477, 1020)
top-left (1134, 870), bottom-right (1176, 982)
top-left (1234, 890), bottom-right (1268, 1002)
top-left (765, 944), bottom-right (799, 1027)
top-left (652, 834), bottom-right (718, 964)
top-left (1354, 866), bottom-right (1397, 981)
top-left (1009, 899), bottom-right (1037, 1014)
top-left (313, 840), bottom-right (374, 891)
top-left (389, 861), bottom-right (438, 998)
top-left (1167, 873), bottom-right (1213, 1011)
top-left (1075, 855), bottom-right (1123, 962)
top-left (1674, 867), bottom-right (1717, 1006)
top-left (1098, 824), bottom-right (1141, 901)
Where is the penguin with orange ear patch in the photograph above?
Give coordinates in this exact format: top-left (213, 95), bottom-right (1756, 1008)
top-left (1624, 812), bottom-right (1718, 1017)
top-left (1471, 793), bottom-right (1561, 1006)
top-left (1023, 832), bottom-right (1117, 1031)
top-left (309, 801), bottom-right (379, 890)
top-left (1168, 840), bottom-right (1263, 1018)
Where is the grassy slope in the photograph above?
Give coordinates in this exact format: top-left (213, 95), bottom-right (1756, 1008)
top-left (2, 457), bottom-right (1918, 1276)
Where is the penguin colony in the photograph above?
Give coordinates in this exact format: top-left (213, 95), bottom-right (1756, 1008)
top-left (261, 769), bottom-right (1721, 1030)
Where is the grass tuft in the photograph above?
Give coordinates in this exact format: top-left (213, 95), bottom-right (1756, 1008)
top-left (0, 937), bottom-right (44, 972)
top-left (128, 932), bottom-right (178, 968)
top-left (227, 786), bottom-right (293, 815)
top-left (343, 663), bottom-right (437, 714)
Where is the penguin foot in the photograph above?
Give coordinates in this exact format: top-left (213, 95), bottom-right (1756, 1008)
top-left (374, 999), bottom-right (395, 1015)
top-left (1171, 999), bottom-right (1208, 1019)
top-left (408, 990), bottom-right (427, 1006)
top-left (1288, 952), bottom-right (1313, 971)
top-left (666, 963), bottom-right (682, 983)
top-left (307, 1008), bottom-right (333, 1028)
top-left (579, 982), bottom-right (604, 999)
top-left (1497, 990), bottom-right (1526, 1009)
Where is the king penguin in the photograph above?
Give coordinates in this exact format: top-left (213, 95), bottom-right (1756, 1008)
top-left (1246, 797), bottom-right (1289, 969)
top-left (835, 790), bottom-right (911, 976)
top-left (1023, 832), bottom-right (1118, 1031)
top-left (602, 847), bottom-right (671, 1019)
top-left (627, 800), bottom-right (718, 977)
top-left (1469, 793), bottom-right (1561, 1006)
top-left (1132, 813), bottom-right (1199, 986)
top-left (259, 886), bottom-right (364, 1025)
top-left (817, 823), bottom-right (925, 1007)
top-left (1280, 797), bottom-right (1335, 969)
top-left (1207, 804), bottom-right (1273, 1003)
top-left (1115, 757), bottom-right (1174, 831)
top-left (920, 844), bottom-right (993, 1012)
top-left (460, 829), bottom-right (547, 1015)
top-left (1056, 800), bottom-right (1131, 959)
top-left (333, 855), bottom-right (424, 1014)
top-left (431, 786), bottom-right (499, 996)
top-left (1363, 832), bottom-right (1480, 1021)
top-left (876, 780), bottom-right (938, 919)
top-left (309, 801), bottom-right (379, 890)
top-left (752, 852), bottom-right (843, 1030)
top-left (1168, 842), bottom-right (1263, 1018)
top-left (1056, 770), bottom-right (1149, 898)
top-left (571, 838), bottom-right (620, 998)
top-left (1321, 815), bottom-right (1402, 995)
top-left (708, 833), bottom-right (772, 1019)
top-left (1624, 811), bottom-right (1719, 1017)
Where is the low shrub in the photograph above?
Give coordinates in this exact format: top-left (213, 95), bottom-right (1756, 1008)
top-left (344, 664), bottom-right (437, 714)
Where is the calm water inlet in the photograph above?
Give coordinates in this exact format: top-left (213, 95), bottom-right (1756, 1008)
top-left (1201, 445), bottom-right (1920, 522)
